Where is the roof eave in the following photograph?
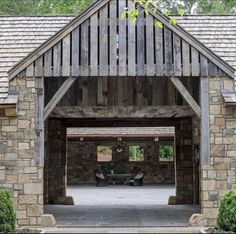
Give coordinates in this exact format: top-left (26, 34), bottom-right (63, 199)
top-left (8, 0), bottom-right (235, 79)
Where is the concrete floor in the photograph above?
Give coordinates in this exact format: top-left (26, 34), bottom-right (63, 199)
top-left (45, 185), bottom-right (200, 227)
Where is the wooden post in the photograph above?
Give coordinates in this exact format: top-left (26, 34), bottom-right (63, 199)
top-left (200, 76), bottom-right (210, 166)
top-left (36, 77), bottom-right (44, 166)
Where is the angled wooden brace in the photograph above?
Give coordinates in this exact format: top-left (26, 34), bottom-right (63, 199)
top-left (170, 76), bottom-right (201, 119)
top-left (44, 77), bottom-right (77, 121)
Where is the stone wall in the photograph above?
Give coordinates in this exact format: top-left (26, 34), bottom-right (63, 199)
top-left (67, 139), bottom-right (175, 184)
top-left (202, 76), bottom-right (236, 226)
top-left (175, 118), bottom-right (197, 204)
top-left (44, 119), bottom-right (67, 204)
top-left (0, 77), bottom-right (43, 226)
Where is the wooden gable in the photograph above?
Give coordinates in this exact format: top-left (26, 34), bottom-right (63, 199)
top-left (8, 0), bottom-right (235, 79)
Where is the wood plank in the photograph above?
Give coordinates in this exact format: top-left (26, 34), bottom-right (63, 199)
top-left (81, 20), bottom-right (89, 76)
top-left (100, 5), bottom-right (109, 76)
top-left (112, 77), bottom-right (118, 105)
top-left (173, 34), bottom-right (181, 76)
top-left (109, 0), bottom-right (117, 76)
top-left (170, 76), bottom-right (201, 118)
top-left (191, 47), bottom-right (200, 76)
top-left (137, 7), bottom-right (145, 76)
top-left (53, 42), bottom-right (61, 77)
top-left (82, 77), bottom-right (88, 106)
top-left (35, 77), bottom-right (44, 166)
top-left (152, 77), bottom-right (159, 105)
top-left (90, 13), bottom-right (98, 76)
top-left (182, 40), bottom-right (190, 76)
top-left (44, 77), bottom-right (77, 121)
top-left (127, 77), bottom-right (133, 106)
top-left (97, 78), bottom-right (103, 105)
top-left (200, 54), bottom-right (208, 77)
top-left (103, 76), bottom-right (108, 105)
top-left (26, 63), bottom-right (34, 77)
top-left (62, 34), bottom-right (71, 76)
top-left (155, 25), bottom-right (163, 76)
top-left (200, 76), bottom-right (210, 165)
top-left (164, 26), bottom-right (173, 76)
top-left (127, 0), bottom-right (136, 76)
top-left (71, 27), bottom-right (80, 76)
top-left (44, 49), bottom-right (52, 77)
top-left (118, 0), bottom-right (127, 76)
top-left (35, 56), bottom-right (43, 77)
top-left (146, 15), bottom-right (155, 76)
top-left (209, 61), bottom-right (218, 76)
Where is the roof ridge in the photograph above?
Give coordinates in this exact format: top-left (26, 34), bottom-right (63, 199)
top-left (0, 14), bottom-right (76, 17)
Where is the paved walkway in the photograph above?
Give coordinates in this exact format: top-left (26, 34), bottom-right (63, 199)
top-left (45, 185), bottom-right (200, 228)
top-left (42, 227), bottom-right (201, 233)
top-left (67, 184), bottom-right (176, 205)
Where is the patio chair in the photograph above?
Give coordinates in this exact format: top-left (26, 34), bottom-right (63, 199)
top-left (129, 173), bottom-right (144, 186)
top-left (95, 173), bottom-right (107, 187)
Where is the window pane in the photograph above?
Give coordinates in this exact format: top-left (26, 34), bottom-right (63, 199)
top-left (159, 145), bottom-right (174, 161)
top-left (97, 146), bottom-right (112, 162)
top-left (129, 146), bottom-right (144, 161)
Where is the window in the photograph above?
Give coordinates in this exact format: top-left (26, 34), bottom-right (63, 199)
top-left (159, 144), bottom-right (174, 161)
top-left (97, 146), bottom-right (112, 162)
top-left (129, 146), bottom-right (144, 162)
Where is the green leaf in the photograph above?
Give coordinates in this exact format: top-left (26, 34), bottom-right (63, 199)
top-left (169, 17), bottom-right (177, 25)
top-left (154, 21), bottom-right (163, 28)
top-left (178, 8), bottom-right (185, 17)
top-left (121, 11), bottom-right (127, 20)
top-left (163, 9), bottom-right (171, 17)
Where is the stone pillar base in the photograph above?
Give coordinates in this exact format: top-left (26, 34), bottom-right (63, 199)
top-left (189, 214), bottom-right (204, 227)
top-left (42, 214), bottom-right (56, 227)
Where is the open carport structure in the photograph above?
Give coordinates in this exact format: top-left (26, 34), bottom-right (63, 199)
top-left (0, 0), bottom-right (236, 228)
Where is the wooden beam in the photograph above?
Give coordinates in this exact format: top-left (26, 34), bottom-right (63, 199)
top-left (36, 77), bottom-right (44, 166)
top-left (170, 76), bottom-right (201, 118)
top-left (200, 76), bottom-right (210, 166)
top-left (44, 77), bottom-right (76, 121)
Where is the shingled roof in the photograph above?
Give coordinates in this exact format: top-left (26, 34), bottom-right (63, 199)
top-left (0, 15), bottom-right (236, 102)
top-left (0, 16), bottom-right (74, 102)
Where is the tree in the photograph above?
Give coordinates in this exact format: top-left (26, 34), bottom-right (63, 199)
top-left (197, 0), bottom-right (236, 14)
top-left (0, 0), bottom-right (95, 15)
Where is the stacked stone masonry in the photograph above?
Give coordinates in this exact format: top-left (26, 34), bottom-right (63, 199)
top-left (201, 77), bottom-right (236, 227)
top-left (0, 77), bottom-right (43, 226)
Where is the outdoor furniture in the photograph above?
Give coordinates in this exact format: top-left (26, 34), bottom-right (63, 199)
top-left (129, 173), bottom-right (144, 186)
top-left (95, 173), bottom-right (107, 186)
top-left (107, 173), bottom-right (133, 185)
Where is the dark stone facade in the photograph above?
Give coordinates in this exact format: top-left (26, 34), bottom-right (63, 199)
top-left (67, 139), bottom-right (175, 185)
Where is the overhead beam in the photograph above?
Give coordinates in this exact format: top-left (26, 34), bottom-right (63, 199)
top-left (200, 76), bottom-right (210, 166)
top-left (170, 76), bottom-right (201, 118)
top-left (44, 77), bottom-right (76, 121)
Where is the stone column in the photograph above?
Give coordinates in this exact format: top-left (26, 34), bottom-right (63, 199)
top-left (175, 118), bottom-right (194, 204)
top-left (45, 119), bottom-right (67, 204)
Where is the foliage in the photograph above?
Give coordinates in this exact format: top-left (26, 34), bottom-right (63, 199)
top-left (0, 0), bottom-right (235, 16)
top-left (97, 146), bottom-right (112, 154)
top-left (159, 145), bottom-right (174, 161)
top-left (129, 146), bottom-right (144, 161)
top-left (217, 190), bottom-right (236, 232)
top-left (101, 163), bottom-right (116, 171)
top-left (0, 189), bottom-right (16, 233)
top-left (0, 0), bottom-right (95, 15)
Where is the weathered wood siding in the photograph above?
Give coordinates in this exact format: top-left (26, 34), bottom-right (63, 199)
top-left (25, 0), bottom-right (226, 78)
top-left (44, 76), bottom-right (199, 107)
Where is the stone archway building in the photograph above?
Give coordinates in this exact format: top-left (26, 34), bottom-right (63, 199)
top-left (0, 0), bottom-right (236, 227)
